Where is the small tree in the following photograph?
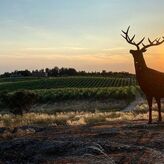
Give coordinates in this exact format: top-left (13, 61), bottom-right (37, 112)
top-left (1, 90), bottom-right (38, 115)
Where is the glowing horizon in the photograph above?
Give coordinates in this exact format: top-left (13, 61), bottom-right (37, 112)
top-left (0, 0), bottom-right (164, 74)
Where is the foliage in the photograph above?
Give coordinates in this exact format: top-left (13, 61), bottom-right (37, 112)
top-left (0, 77), bottom-right (137, 92)
top-left (0, 86), bottom-right (139, 107)
top-left (0, 67), bottom-right (135, 78)
top-left (0, 77), bottom-right (140, 110)
top-left (1, 90), bottom-right (38, 115)
top-left (35, 86), bottom-right (138, 103)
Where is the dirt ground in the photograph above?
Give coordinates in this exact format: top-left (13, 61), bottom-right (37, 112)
top-left (0, 120), bottom-right (164, 164)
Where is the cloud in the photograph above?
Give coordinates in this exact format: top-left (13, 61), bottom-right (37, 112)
top-left (102, 47), bottom-right (127, 51)
top-left (22, 47), bottom-right (90, 51)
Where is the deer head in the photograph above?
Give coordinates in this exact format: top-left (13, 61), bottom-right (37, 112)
top-left (121, 26), bottom-right (164, 59)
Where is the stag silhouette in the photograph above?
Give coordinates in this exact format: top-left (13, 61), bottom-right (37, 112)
top-left (122, 26), bottom-right (164, 124)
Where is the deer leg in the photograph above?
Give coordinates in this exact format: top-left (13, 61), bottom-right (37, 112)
top-left (155, 98), bottom-right (162, 122)
top-left (147, 96), bottom-right (153, 124)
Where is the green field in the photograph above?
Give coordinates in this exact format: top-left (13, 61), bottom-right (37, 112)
top-left (35, 86), bottom-right (140, 103)
top-left (0, 77), bottom-right (137, 92)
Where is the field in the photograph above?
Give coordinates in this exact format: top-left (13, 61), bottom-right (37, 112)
top-left (0, 76), bottom-right (137, 92)
top-left (0, 76), bottom-right (139, 106)
top-left (0, 76), bottom-right (164, 163)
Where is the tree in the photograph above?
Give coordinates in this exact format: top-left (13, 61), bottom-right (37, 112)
top-left (1, 91), bottom-right (38, 115)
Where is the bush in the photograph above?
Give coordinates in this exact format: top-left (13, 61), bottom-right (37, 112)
top-left (1, 90), bottom-right (38, 115)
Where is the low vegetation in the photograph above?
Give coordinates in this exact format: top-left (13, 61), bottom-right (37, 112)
top-left (0, 75), bottom-right (142, 116)
top-left (36, 86), bottom-right (139, 102)
top-left (0, 110), bottom-right (163, 128)
top-left (0, 86), bottom-right (140, 110)
top-left (0, 77), bottom-right (137, 92)
top-left (0, 91), bottom-right (38, 115)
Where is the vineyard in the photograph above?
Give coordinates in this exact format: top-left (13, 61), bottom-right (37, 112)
top-left (36, 86), bottom-right (140, 103)
top-left (0, 77), bottom-right (137, 92)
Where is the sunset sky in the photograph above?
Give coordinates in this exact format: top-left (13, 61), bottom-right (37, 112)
top-left (0, 0), bottom-right (164, 73)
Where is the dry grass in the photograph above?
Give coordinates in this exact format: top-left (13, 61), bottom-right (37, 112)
top-left (1, 99), bottom-right (163, 128)
top-left (31, 99), bottom-right (127, 113)
top-left (0, 108), bottom-right (164, 128)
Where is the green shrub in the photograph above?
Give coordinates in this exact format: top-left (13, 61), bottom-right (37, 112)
top-left (1, 90), bottom-right (38, 115)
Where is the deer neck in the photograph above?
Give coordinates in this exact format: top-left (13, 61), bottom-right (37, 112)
top-left (134, 55), bottom-right (147, 76)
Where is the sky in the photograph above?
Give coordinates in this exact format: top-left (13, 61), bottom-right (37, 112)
top-left (0, 0), bottom-right (164, 73)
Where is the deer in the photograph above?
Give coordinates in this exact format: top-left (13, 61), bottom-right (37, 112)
top-left (121, 26), bottom-right (164, 124)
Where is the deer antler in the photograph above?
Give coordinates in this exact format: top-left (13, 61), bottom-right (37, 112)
top-left (121, 26), bottom-right (145, 50)
top-left (141, 37), bottom-right (164, 51)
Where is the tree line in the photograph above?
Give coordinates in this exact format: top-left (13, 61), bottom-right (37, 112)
top-left (0, 67), bottom-right (135, 78)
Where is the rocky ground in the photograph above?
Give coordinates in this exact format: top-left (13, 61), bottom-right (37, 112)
top-left (0, 120), bottom-right (164, 164)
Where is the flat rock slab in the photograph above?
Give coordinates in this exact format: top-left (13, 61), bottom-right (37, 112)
top-left (0, 120), bottom-right (164, 164)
